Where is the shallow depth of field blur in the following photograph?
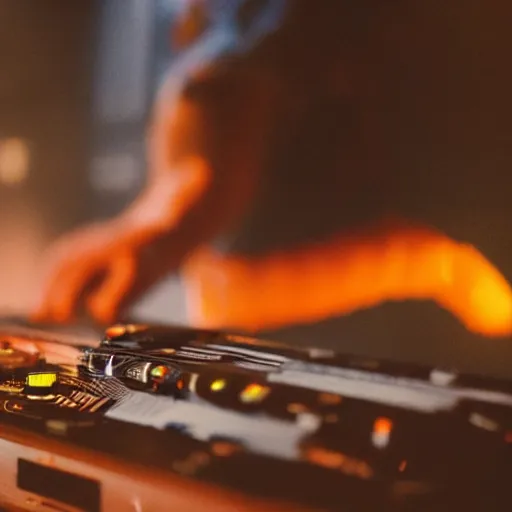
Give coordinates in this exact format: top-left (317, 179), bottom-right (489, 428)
top-left (0, 1), bottom-right (186, 322)
top-left (2, 0), bottom-right (512, 378)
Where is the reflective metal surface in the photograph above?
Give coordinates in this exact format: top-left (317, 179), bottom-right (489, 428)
top-left (0, 321), bottom-right (510, 511)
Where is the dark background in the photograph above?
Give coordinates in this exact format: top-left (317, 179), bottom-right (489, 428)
top-left (1, 0), bottom-right (511, 377)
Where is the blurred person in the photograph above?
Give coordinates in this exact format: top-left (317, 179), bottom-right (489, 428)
top-left (32, 0), bottom-right (512, 340)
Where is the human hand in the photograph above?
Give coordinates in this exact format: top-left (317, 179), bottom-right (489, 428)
top-left (30, 221), bottom-right (161, 325)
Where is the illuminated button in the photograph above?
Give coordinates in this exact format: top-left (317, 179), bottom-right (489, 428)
top-left (150, 365), bottom-right (170, 380)
top-left (240, 383), bottom-right (270, 403)
top-left (26, 372), bottom-right (57, 388)
top-left (210, 379), bottom-right (226, 392)
top-left (372, 417), bottom-right (393, 449)
top-left (106, 325), bottom-right (127, 338)
top-left (374, 417), bottom-right (393, 434)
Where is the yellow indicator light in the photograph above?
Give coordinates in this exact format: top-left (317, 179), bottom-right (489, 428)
top-left (240, 383), bottom-right (270, 403)
top-left (26, 373), bottom-right (57, 388)
top-left (210, 379), bottom-right (226, 392)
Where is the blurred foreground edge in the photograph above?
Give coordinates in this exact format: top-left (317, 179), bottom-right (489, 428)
top-left (0, 319), bottom-right (509, 511)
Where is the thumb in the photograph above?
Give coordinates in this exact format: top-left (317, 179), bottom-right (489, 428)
top-left (86, 251), bottom-right (137, 325)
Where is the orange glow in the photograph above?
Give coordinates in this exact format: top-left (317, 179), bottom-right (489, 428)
top-left (399, 460), bottom-right (407, 472)
top-left (505, 431), bottom-right (512, 443)
top-left (374, 417), bottom-right (393, 435)
top-left (126, 324), bottom-right (148, 334)
top-left (106, 325), bottom-right (127, 338)
top-left (239, 383), bottom-right (270, 403)
top-left (151, 366), bottom-right (170, 380)
top-left (304, 447), bottom-right (373, 480)
top-left (211, 441), bottom-right (242, 457)
top-left (372, 417), bottom-right (393, 449)
top-left (176, 380), bottom-right (184, 390)
top-left (318, 393), bottom-right (342, 405)
top-left (29, 66), bottom-right (512, 337)
top-left (183, 221), bottom-right (512, 337)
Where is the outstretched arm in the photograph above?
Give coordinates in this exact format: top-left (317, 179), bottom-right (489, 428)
top-left (183, 220), bottom-right (512, 338)
top-left (30, 63), bottom-right (277, 324)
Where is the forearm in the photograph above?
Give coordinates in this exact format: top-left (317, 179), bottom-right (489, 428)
top-left (183, 221), bottom-right (512, 337)
top-left (114, 154), bottom-right (212, 244)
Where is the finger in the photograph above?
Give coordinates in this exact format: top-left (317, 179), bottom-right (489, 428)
top-left (86, 252), bottom-right (137, 325)
top-left (31, 258), bottom-right (98, 324)
top-left (30, 240), bottom-right (84, 321)
top-left (30, 265), bottom-right (70, 323)
top-left (38, 268), bottom-right (89, 323)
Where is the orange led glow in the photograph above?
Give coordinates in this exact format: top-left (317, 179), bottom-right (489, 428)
top-left (176, 380), bottom-right (184, 390)
top-left (240, 383), bottom-right (270, 403)
top-left (374, 417), bottom-right (393, 434)
top-left (307, 447), bottom-right (344, 469)
top-left (304, 447), bottom-right (374, 479)
top-left (211, 441), bottom-right (242, 457)
top-left (105, 325), bottom-right (127, 338)
top-left (126, 324), bottom-right (148, 334)
top-left (399, 460), bottom-right (407, 472)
